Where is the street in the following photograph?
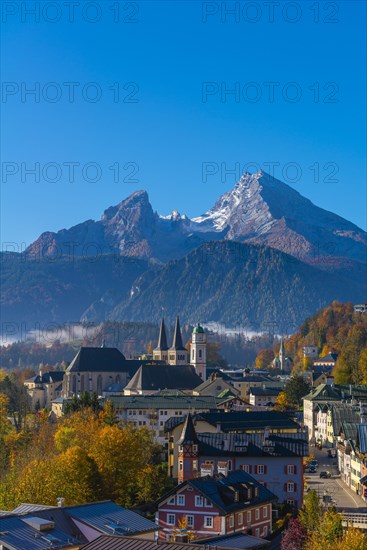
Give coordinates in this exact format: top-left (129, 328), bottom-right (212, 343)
top-left (305, 447), bottom-right (367, 513)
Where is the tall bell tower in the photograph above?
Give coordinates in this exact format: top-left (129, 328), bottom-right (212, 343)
top-left (190, 323), bottom-right (207, 380)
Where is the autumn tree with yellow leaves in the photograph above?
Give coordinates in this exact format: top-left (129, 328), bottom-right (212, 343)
top-left (0, 404), bottom-right (171, 510)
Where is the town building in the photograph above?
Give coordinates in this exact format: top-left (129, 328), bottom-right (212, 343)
top-left (303, 346), bottom-right (318, 359)
top-left (303, 384), bottom-right (367, 443)
top-left (313, 353), bottom-right (338, 369)
top-left (0, 500), bottom-right (158, 550)
top-left (303, 384), bottom-right (342, 442)
top-left (123, 365), bottom-right (203, 396)
top-left (24, 370), bottom-right (64, 409)
top-left (61, 345), bottom-right (159, 398)
top-left (172, 414), bottom-right (307, 507)
top-left (109, 394), bottom-right (239, 445)
top-left (156, 470), bottom-right (277, 541)
top-left (193, 374), bottom-right (241, 398)
top-left (272, 340), bottom-right (293, 373)
top-left (249, 387), bottom-right (281, 408)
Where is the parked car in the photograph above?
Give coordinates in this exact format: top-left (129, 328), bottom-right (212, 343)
top-left (323, 494), bottom-right (332, 503)
top-left (307, 465), bottom-right (317, 473)
top-left (320, 471), bottom-right (331, 478)
top-left (310, 460), bottom-right (319, 467)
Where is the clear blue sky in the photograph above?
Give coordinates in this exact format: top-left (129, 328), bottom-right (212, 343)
top-left (1, 0), bottom-right (366, 247)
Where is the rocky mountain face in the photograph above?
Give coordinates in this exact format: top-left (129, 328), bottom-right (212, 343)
top-left (25, 190), bottom-right (207, 263)
top-left (192, 171), bottom-right (366, 265)
top-left (4, 170), bottom-right (365, 331)
top-left (25, 171), bottom-right (367, 265)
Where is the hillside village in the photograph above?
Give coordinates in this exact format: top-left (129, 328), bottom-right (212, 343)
top-left (1, 304), bottom-right (367, 549)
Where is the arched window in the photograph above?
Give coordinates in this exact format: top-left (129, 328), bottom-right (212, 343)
top-left (192, 349), bottom-right (195, 360)
top-left (80, 374), bottom-right (85, 392)
top-left (199, 349), bottom-right (202, 359)
top-left (97, 375), bottom-right (103, 396)
top-left (72, 375), bottom-right (77, 394)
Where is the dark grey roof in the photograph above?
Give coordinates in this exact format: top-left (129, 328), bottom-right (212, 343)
top-left (66, 347), bottom-right (164, 375)
top-left (241, 375), bottom-right (272, 383)
top-left (25, 371), bottom-right (65, 384)
top-left (0, 515), bottom-right (79, 550)
top-left (12, 503), bottom-right (56, 514)
top-left (65, 501), bottom-right (156, 536)
top-left (169, 316), bottom-right (186, 351)
top-left (177, 413), bottom-right (199, 445)
top-left (154, 318), bottom-right (168, 351)
top-left (340, 421), bottom-right (359, 441)
top-left (124, 365), bottom-right (203, 392)
top-left (250, 387), bottom-right (281, 397)
top-left (303, 384), bottom-right (341, 402)
top-left (158, 471), bottom-right (277, 514)
top-left (197, 533), bottom-right (270, 549)
top-left (357, 424), bottom-right (367, 453)
top-left (197, 431), bottom-right (308, 458)
top-left (110, 394), bottom-right (226, 410)
top-left (330, 404), bottom-right (360, 434)
top-left (67, 347), bottom-right (127, 372)
top-left (166, 410), bottom-right (300, 434)
top-left (82, 534), bottom-right (269, 550)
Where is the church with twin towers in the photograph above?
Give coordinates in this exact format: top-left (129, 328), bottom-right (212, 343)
top-left (153, 316), bottom-right (207, 381)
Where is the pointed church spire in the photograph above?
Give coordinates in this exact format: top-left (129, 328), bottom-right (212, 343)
top-left (170, 316), bottom-right (186, 350)
top-left (155, 318), bottom-right (168, 350)
top-left (178, 413), bottom-right (199, 445)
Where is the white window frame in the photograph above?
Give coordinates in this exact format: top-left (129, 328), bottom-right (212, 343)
top-left (177, 494), bottom-right (185, 506)
top-left (168, 496), bottom-right (175, 505)
top-left (238, 512), bottom-right (243, 525)
top-left (247, 511), bottom-right (251, 523)
top-left (204, 516), bottom-right (213, 528)
top-left (263, 526), bottom-right (268, 537)
top-left (263, 506), bottom-right (268, 518)
top-left (242, 464), bottom-right (250, 473)
top-left (257, 465), bottom-right (265, 475)
top-left (229, 515), bottom-right (234, 528)
top-left (205, 498), bottom-right (213, 507)
top-left (255, 528), bottom-right (260, 537)
top-left (167, 513), bottom-right (175, 525)
top-left (255, 508), bottom-right (260, 520)
top-left (187, 515), bottom-right (194, 527)
top-left (287, 482), bottom-right (295, 493)
top-left (195, 495), bottom-right (204, 507)
top-left (287, 464), bottom-right (295, 475)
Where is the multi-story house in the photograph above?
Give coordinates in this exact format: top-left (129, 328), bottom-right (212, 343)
top-left (170, 414), bottom-right (307, 508)
top-left (24, 370), bottom-right (64, 409)
top-left (249, 387), bottom-right (281, 407)
top-left (303, 384), bottom-right (341, 442)
top-left (109, 394), bottom-right (238, 445)
top-left (166, 410), bottom-right (303, 480)
top-left (156, 470), bottom-right (277, 541)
